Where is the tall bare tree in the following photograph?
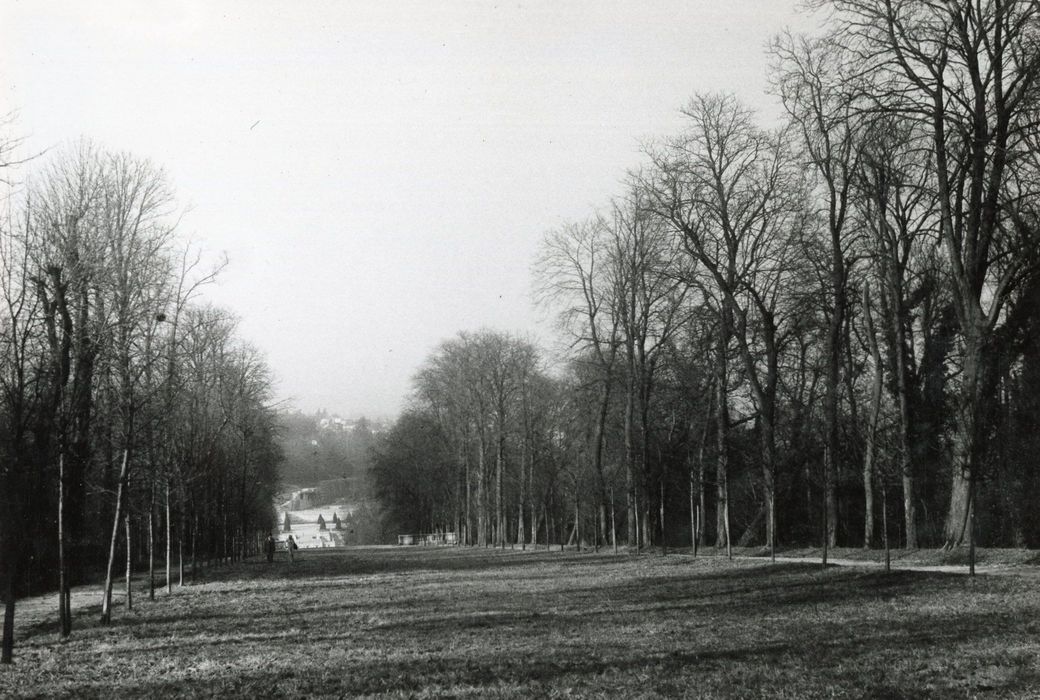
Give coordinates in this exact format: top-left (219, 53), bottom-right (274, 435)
top-left (772, 32), bottom-right (863, 555)
top-left (823, 0), bottom-right (1040, 547)
top-left (646, 93), bottom-right (807, 556)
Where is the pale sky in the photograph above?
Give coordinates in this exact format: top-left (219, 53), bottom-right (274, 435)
top-left (2, 1), bottom-right (816, 419)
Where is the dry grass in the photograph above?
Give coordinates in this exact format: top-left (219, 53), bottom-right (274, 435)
top-left (4, 546), bottom-right (1040, 698)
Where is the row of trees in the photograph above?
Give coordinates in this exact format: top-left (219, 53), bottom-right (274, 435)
top-left (373, 331), bottom-right (557, 546)
top-left (373, 1), bottom-right (1040, 559)
top-left (0, 139), bottom-right (282, 663)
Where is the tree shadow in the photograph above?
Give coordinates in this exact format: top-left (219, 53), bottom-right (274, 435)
top-left (75, 606), bottom-right (1040, 698)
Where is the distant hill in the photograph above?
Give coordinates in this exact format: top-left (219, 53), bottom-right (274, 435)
top-left (277, 410), bottom-right (388, 489)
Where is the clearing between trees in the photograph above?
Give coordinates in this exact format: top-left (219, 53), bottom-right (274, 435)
top-left (4, 547), bottom-right (1040, 698)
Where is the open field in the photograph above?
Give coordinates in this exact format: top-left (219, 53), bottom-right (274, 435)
top-left (4, 547), bottom-right (1040, 698)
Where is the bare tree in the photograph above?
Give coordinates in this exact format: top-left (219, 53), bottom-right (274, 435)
top-left (822, 0), bottom-right (1040, 547)
top-left (772, 31), bottom-right (864, 555)
top-left (535, 217), bottom-right (622, 546)
top-left (646, 93), bottom-right (807, 557)
top-left (96, 150), bottom-right (178, 624)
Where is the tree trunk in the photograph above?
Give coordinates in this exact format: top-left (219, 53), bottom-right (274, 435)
top-left (639, 370), bottom-right (653, 549)
top-left (1, 586), bottom-right (13, 664)
top-left (659, 477), bottom-right (666, 555)
top-left (191, 511), bottom-right (198, 584)
top-left (124, 513), bottom-right (133, 611)
top-left (862, 284), bottom-right (883, 548)
top-left (823, 254), bottom-right (845, 552)
top-left (715, 331), bottom-right (731, 554)
top-left (574, 492), bottom-right (581, 552)
top-left (148, 492), bottom-right (155, 600)
top-left (166, 481), bottom-right (173, 593)
top-left (58, 452), bottom-right (71, 639)
top-left (464, 442), bottom-right (471, 546)
top-left (592, 380), bottom-right (611, 547)
top-left (544, 505), bottom-right (551, 551)
top-left (624, 360), bottom-right (637, 547)
top-left (889, 288), bottom-right (918, 549)
top-left (761, 415), bottom-right (777, 558)
top-left (495, 425), bottom-right (505, 549)
top-left (689, 468), bottom-right (697, 556)
top-left (518, 431), bottom-right (526, 551)
top-left (100, 449), bottom-right (130, 625)
top-left (610, 488), bottom-right (618, 554)
top-left (476, 437), bottom-right (487, 547)
top-left (882, 477), bottom-right (890, 573)
top-left (1, 515), bottom-right (17, 663)
top-left (178, 487), bottom-right (186, 586)
top-left (944, 327), bottom-right (984, 548)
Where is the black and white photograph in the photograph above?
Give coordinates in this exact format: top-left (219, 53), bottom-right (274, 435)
top-left (3, 1), bottom-right (1040, 696)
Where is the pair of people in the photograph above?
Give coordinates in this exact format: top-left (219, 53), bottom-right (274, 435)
top-left (264, 532), bottom-right (299, 562)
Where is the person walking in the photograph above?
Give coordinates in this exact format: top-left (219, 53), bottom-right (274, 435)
top-left (286, 534), bottom-right (298, 563)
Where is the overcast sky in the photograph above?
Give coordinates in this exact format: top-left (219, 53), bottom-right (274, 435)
top-left (2, 1), bottom-right (817, 419)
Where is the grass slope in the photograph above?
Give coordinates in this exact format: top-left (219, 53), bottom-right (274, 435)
top-left (3, 547), bottom-right (1040, 698)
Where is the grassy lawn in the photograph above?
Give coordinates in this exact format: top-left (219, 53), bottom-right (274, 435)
top-left (3, 546), bottom-right (1040, 698)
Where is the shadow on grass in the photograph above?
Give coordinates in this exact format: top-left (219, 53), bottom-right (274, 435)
top-left (195, 546), bottom-right (648, 583)
top-left (12, 546), bottom-right (1040, 698)
top-left (75, 606), bottom-right (1040, 699)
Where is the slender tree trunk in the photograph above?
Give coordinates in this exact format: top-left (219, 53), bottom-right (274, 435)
top-left (969, 478), bottom-right (976, 576)
top-left (476, 438), bottom-right (487, 547)
top-left (464, 443), bottom-right (471, 546)
top-left (760, 415), bottom-right (777, 559)
top-left (178, 486), bottom-right (186, 586)
top-left (574, 492), bottom-right (581, 552)
top-left (518, 412), bottom-right (529, 550)
top-left (689, 467), bottom-right (697, 556)
top-left (62, 585), bottom-right (70, 643)
top-left (124, 513), bottom-right (133, 611)
top-left (694, 392), bottom-right (711, 551)
top-left (823, 274), bottom-right (844, 551)
top-left (641, 495), bottom-right (651, 548)
top-left (58, 452), bottom-right (71, 639)
top-left (191, 511), bottom-right (198, 584)
top-left (610, 488), bottom-right (618, 554)
top-left (625, 363), bottom-right (637, 547)
top-left (496, 425), bottom-right (505, 549)
top-left (862, 284), bottom-right (883, 548)
top-left (100, 449), bottom-right (130, 625)
top-left (715, 332), bottom-right (731, 553)
top-left (1, 580), bottom-right (13, 664)
top-left (592, 379), bottom-right (611, 547)
top-left (633, 492), bottom-right (641, 551)
top-left (659, 477), bottom-right (666, 555)
top-left (148, 489), bottom-right (155, 600)
top-left (639, 373), bottom-right (653, 549)
top-left (882, 475), bottom-right (890, 573)
top-left (886, 274), bottom-right (918, 549)
top-left (529, 492), bottom-right (538, 547)
top-left (166, 481), bottom-right (172, 593)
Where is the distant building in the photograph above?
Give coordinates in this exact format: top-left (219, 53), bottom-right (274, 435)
top-left (288, 488), bottom-right (318, 511)
top-left (317, 415), bottom-right (354, 432)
